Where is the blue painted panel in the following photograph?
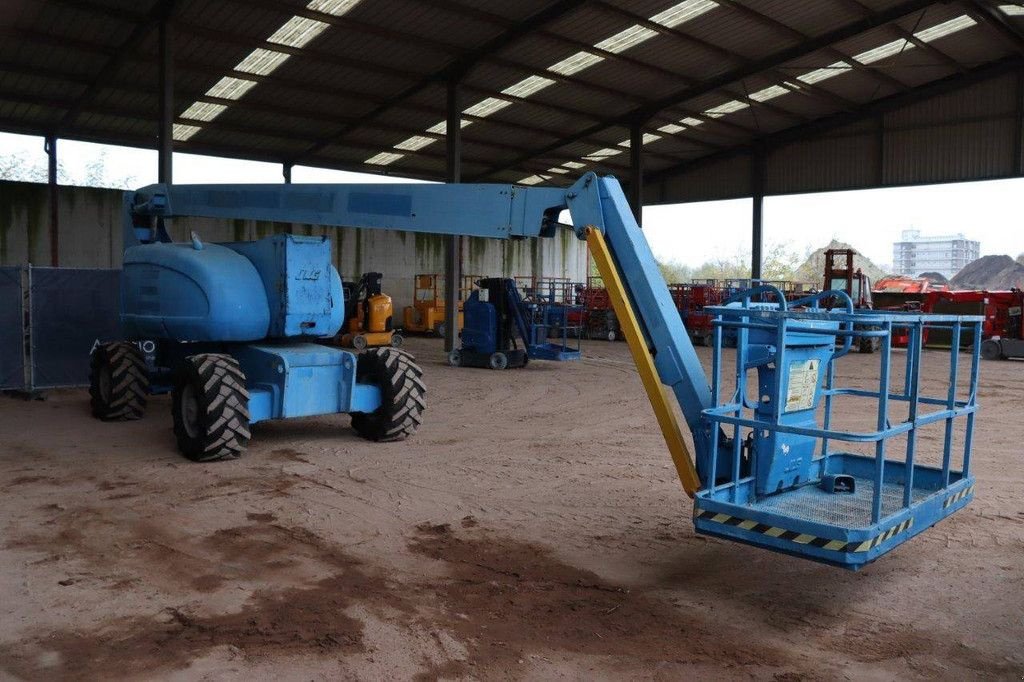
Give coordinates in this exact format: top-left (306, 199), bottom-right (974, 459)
top-left (122, 242), bottom-right (270, 342)
top-left (227, 235), bottom-right (344, 338)
top-left (230, 342), bottom-right (378, 422)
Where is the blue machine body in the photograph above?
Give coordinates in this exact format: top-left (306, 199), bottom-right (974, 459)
top-left (458, 278), bottom-right (580, 364)
top-left (122, 175), bottom-right (981, 568)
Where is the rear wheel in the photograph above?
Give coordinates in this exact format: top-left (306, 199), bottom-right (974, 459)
top-left (352, 335), bottom-right (368, 351)
top-left (488, 352), bottom-right (509, 370)
top-left (172, 354), bottom-right (250, 462)
top-left (981, 339), bottom-right (1003, 361)
top-left (89, 342), bottom-right (149, 420)
top-left (391, 333), bottom-right (404, 348)
top-left (447, 349), bottom-right (462, 367)
top-left (351, 348), bottom-right (426, 442)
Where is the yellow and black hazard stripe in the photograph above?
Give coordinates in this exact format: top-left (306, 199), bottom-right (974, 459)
top-left (694, 509), bottom-right (914, 553)
top-left (943, 484), bottom-right (974, 509)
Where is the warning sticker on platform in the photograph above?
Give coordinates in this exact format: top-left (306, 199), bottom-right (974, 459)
top-left (786, 359), bottom-right (820, 412)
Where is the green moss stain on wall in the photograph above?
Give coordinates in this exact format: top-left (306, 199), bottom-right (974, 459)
top-left (468, 236), bottom-right (488, 273)
top-left (414, 232), bottom-right (445, 271)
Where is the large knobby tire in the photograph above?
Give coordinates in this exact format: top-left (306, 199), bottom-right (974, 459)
top-left (89, 342), bottom-right (149, 420)
top-left (172, 354), bottom-right (251, 462)
top-left (351, 348), bottom-right (426, 442)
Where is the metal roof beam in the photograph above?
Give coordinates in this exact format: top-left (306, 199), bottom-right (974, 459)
top-left (837, 0), bottom-right (967, 73)
top-left (56, 0), bottom-right (175, 133)
top-left (471, 0), bottom-right (939, 180)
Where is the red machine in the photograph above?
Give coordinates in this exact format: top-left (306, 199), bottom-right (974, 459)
top-left (577, 276), bottom-right (621, 341)
top-left (669, 281), bottom-right (725, 347)
top-left (974, 289), bottom-right (1024, 360)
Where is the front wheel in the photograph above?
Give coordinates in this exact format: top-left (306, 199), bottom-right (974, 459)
top-left (172, 354), bottom-right (250, 462)
top-left (447, 349), bottom-right (462, 367)
top-left (351, 348), bottom-right (426, 442)
top-left (391, 333), bottom-right (404, 348)
top-left (606, 330), bottom-right (617, 342)
top-left (488, 352), bottom-right (509, 370)
top-left (352, 334), bottom-right (368, 351)
top-left (89, 342), bottom-right (149, 420)
top-left (981, 339), bottom-right (1003, 361)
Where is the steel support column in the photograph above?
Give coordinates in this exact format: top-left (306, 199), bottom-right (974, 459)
top-left (45, 135), bottom-right (58, 266)
top-left (158, 16), bottom-right (174, 183)
top-left (628, 121), bottom-right (643, 224)
top-left (751, 147), bottom-right (765, 281)
top-left (283, 162), bottom-right (293, 184)
top-left (443, 79), bottom-right (462, 352)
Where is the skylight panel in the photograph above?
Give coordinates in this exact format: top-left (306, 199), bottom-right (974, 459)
top-left (268, 15), bottom-right (331, 49)
top-left (307, 0), bottom-right (361, 14)
top-left (854, 38), bottom-right (909, 65)
top-left (206, 77), bottom-right (258, 101)
top-left (658, 123), bottom-right (686, 134)
top-left (1001, 5), bottom-right (1024, 16)
top-left (236, 48), bottom-right (291, 76)
top-left (651, 0), bottom-right (718, 28)
top-left (546, 167), bottom-right (569, 174)
top-left (796, 61), bottom-right (850, 85)
top-left (549, 51), bottom-right (604, 76)
top-left (172, 124), bottom-right (202, 142)
top-left (180, 102), bottom-right (227, 122)
top-left (502, 75), bottom-right (556, 99)
top-left (617, 133), bottom-right (661, 147)
top-left (583, 147), bottom-right (623, 161)
top-left (749, 84), bottom-right (788, 102)
top-left (562, 161), bottom-right (586, 169)
top-left (518, 175), bottom-right (547, 185)
top-left (704, 100), bottom-right (748, 117)
top-left (366, 151), bottom-right (404, 165)
top-left (463, 97), bottom-right (512, 118)
top-left (595, 25), bottom-right (658, 54)
top-left (393, 136), bottom-right (435, 152)
top-left (680, 117), bottom-right (704, 127)
top-left (914, 15), bottom-right (976, 42)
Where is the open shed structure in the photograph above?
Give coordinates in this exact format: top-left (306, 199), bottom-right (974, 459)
top-left (3, 0), bottom-right (1024, 345)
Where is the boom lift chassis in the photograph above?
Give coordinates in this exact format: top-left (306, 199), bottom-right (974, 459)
top-left (118, 173), bottom-right (980, 569)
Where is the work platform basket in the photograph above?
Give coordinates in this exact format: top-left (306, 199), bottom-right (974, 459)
top-left (695, 290), bottom-right (982, 569)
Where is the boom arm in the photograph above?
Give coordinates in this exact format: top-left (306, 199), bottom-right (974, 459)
top-left (126, 173), bottom-right (718, 493)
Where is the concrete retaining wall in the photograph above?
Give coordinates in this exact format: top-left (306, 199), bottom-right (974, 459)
top-left (0, 180), bottom-right (588, 311)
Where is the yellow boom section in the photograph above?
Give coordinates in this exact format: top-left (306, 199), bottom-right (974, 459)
top-left (586, 227), bottom-right (700, 498)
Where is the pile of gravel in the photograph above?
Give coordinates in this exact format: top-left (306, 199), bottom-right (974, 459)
top-left (950, 255), bottom-right (1024, 290)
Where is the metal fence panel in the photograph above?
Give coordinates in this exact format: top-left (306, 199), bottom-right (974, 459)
top-left (0, 267), bottom-right (24, 390)
top-left (30, 267), bottom-right (121, 389)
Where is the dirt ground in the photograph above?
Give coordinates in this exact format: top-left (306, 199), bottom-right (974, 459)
top-left (0, 337), bottom-right (1021, 681)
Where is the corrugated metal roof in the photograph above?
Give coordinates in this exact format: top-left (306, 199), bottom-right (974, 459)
top-left (1, 0), bottom-right (1022, 199)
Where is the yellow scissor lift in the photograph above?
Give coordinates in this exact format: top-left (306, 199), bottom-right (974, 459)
top-left (401, 273), bottom-right (478, 337)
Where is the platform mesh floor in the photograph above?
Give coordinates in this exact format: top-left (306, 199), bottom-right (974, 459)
top-left (747, 478), bottom-right (933, 527)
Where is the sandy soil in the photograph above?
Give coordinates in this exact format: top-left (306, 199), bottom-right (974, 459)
top-left (0, 337), bottom-right (1021, 681)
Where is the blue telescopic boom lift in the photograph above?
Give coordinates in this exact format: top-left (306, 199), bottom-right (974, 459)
top-left (94, 173), bottom-right (980, 569)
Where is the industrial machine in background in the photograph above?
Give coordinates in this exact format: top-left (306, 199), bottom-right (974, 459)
top-left (338, 272), bottom-right (402, 350)
top-left (578, 276), bottom-right (621, 341)
top-left (401, 273), bottom-right (476, 337)
top-left (449, 277), bottom-right (581, 369)
top-left (93, 174), bottom-right (980, 570)
top-left (980, 289), bottom-right (1024, 360)
top-left (823, 247), bottom-right (880, 353)
top-left (669, 281), bottom-right (725, 347)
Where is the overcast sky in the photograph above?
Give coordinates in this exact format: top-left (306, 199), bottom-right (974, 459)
top-left (3, 130), bottom-right (1022, 270)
